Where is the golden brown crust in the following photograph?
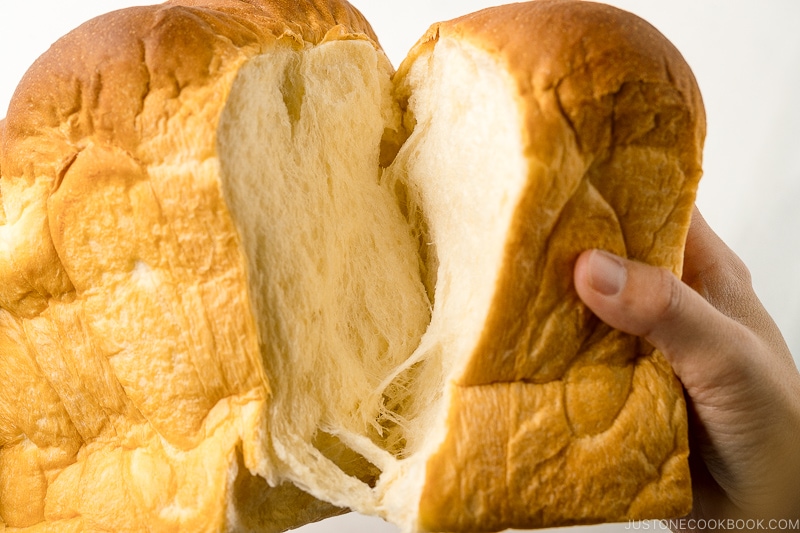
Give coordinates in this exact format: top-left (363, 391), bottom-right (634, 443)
top-left (420, 354), bottom-right (689, 530)
top-left (413, 1), bottom-right (704, 530)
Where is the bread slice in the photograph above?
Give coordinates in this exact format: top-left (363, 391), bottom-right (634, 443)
top-left (0, 0), bottom-right (704, 531)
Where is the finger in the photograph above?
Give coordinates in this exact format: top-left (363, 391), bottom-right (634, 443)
top-left (682, 207), bottom-right (791, 360)
top-left (682, 207), bottom-right (754, 315)
top-left (573, 249), bottom-right (758, 399)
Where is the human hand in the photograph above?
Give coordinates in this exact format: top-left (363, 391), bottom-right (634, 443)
top-left (573, 207), bottom-right (800, 525)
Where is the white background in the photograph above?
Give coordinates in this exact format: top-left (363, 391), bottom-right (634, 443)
top-left (1, 1), bottom-right (798, 532)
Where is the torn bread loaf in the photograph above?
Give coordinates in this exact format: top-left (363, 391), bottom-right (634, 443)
top-left (0, 0), bottom-right (704, 531)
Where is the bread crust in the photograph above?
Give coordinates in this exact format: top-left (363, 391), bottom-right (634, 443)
top-left (402, 2), bottom-right (705, 530)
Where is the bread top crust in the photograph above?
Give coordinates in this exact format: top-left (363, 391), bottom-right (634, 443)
top-left (3, 0), bottom-right (377, 169)
top-left (0, 0), bottom-right (378, 317)
top-left (399, 0), bottom-right (705, 188)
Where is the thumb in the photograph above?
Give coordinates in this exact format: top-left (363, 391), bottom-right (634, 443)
top-left (573, 249), bottom-right (758, 399)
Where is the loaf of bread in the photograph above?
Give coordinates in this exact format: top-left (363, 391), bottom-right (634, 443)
top-left (0, 0), bottom-right (704, 531)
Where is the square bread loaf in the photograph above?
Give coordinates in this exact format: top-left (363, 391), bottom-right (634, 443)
top-left (0, 1), bottom-right (704, 531)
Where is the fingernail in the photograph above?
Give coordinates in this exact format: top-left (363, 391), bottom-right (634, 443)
top-left (587, 250), bottom-right (627, 296)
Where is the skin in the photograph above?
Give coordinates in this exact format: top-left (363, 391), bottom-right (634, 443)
top-left (573, 207), bottom-right (800, 528)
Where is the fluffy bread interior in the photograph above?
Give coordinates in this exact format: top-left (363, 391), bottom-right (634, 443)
top-left (218, 33), bottom-right (526, 525)
top-left (377, 36), bottom-right (529, 528)
top-left (386, 35), bottom-right (528, 384)
top-left (217, 39), bottom-right (431, 513)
